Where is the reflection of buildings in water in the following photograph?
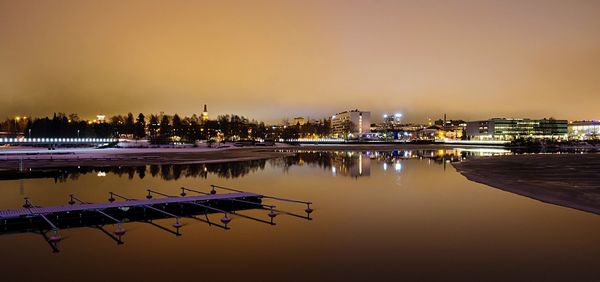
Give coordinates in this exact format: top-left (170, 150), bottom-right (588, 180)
top-left (2, 148), bottom-right (512, 182)
top-left (330, 153), bottom-right (370, 178)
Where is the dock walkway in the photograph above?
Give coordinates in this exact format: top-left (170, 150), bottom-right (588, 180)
top-left (0, 192), bottom-right (259, 219)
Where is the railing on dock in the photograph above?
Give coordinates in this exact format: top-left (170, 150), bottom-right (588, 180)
top-left (0, 184), bottom-right (313, 253)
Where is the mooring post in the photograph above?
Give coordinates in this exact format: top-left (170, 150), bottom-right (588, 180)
top-left (182, 187), bottom-right (275, 209)
top-left (211, 185), bottom-right (313, 214)
top-left (147, 189), bottom-right (176, 198)
top-left (142, 204), bottom-right (182, 229)
top-left (23, 197), bottom-right (32, 208)
top-left (109, 192), bottom-right (134, 201)
top-left (147, 189), bottom-right (229, 226)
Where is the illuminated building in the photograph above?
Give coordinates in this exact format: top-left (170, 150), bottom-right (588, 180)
top-left (293, 117), bottom-right (306, 126)
top-left (466, 118), bottom-right (568, 140)
top-left (434, 115), bottom-right (467, 140)
top-left (201, 104), bottom-right (209, 122)
top-left (330, 109), bottom-right (371, 138)
top-left (569, 120), bottom-right (600, 140)
top-left (382, 113), bottom-right (403, 127)
top-left (96, 114), bottom-right (106, 123)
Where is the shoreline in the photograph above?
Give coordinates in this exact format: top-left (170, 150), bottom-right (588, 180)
top-left (453, 153), bottom-right (600, 215)
top-left (0, 143), bottom-right (502, 171)
top-left (0, 145), bottom-right (296, 170)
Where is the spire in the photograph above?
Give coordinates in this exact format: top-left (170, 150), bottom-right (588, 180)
top-left (201, 104), bottom-right (209, 122)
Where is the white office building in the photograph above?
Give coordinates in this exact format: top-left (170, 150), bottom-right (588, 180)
top-left (331, 110), bottom-right (371, 138)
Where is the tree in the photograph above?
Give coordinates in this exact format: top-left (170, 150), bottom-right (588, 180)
top-left (148, 114), bottom-right (160, 138)
top-left (68, 113), bottom-right (80, 123)
top-left (110, 115), bottom-right (125, 137)
top-left (172, 114), bottom-right (183, 138)
top-left (342, 120), bottom-right (355, 140)
top-left (159, 115), bottom-right (171, 140)
top-left (135, 113), bottom-right (146, 139)
top-left (125, 112), bottom-right (135, 135)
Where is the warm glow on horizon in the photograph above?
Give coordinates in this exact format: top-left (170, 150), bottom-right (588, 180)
top-left (1, 0), bottom-right (600, 122)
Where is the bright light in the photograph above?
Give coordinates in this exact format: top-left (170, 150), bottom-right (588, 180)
top-left (383, 114), bottom-right (388, 118)
top-left (383, 163), bottom-right (388, 171)
top-left (395, 162), bottom-right (402, 172)
top-left (394, 113), bottom-right (402, 118)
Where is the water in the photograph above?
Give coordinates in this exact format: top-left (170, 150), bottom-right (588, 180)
top-left (1, 149), bottom-right (600, 281)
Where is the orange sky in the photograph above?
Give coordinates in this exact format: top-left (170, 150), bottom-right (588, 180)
top-left (1, 0), bottom-right (599, 123)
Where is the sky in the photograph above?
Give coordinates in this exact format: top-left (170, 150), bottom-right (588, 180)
top-left (1, 0), bottom-right (599, 123)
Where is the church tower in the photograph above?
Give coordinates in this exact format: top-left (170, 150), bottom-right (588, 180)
top-left (201, 104), bottom-right (209, 122)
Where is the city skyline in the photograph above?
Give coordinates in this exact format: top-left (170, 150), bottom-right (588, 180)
top-left (1, 0), bottom-right (600, 122)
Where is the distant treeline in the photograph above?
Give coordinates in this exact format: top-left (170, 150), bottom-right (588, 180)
top-left (1, 112), bottom-right (331, 142)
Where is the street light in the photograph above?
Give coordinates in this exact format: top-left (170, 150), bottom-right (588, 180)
top-left (14, 116), bottom-right (21, 136)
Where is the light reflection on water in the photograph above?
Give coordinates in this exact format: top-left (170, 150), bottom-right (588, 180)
top-left (3, 148), bottom-right (511, 184)
top-left (1, 148), bottom-right (599, 281)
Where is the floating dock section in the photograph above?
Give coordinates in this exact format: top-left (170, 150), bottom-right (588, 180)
top-left (0, 185), bottom-right (313, 253)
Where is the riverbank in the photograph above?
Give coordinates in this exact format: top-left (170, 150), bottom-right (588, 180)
top-left (0, 145), bottom-right (296, 170)
top-left (453, 153), bottom-right (600, 215)
top-left (295, 143), bottom-right (507, 151)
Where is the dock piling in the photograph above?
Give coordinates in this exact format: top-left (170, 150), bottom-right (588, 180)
top-left (210, 185), bottom-right (314, 215)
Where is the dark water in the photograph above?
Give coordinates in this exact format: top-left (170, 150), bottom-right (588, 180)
top-left (1, 149), bottom-right (600, 281)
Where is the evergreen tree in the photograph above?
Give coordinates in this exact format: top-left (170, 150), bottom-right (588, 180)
top-left (125, 112), bottom-right (135, 135)
top-left (148, 114), bottom-right (160, 138)
top-left (135, 113), bottom-right (146, 138)
top-left (159, 115), bottom-right (171, 139)
top-left (172, 114), bottom-right (183, 137)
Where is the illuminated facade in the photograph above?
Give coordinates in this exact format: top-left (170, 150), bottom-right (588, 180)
top-left (293, 117), bottom-right (306, 126)
top-left (382, 113), bottom-right (402, 127)
top-left (96, 114), bottom-right (106, 123)
top-left (201, 104), bottom-right (209, 122)
top-left (330, 110), bottom-right (371, 138)
top-left (466, 118), bottom-right (568, 140)
top-left (434, 118), bottom-right (466, 140)
top-left (569, 121), bottom-right (600, 140)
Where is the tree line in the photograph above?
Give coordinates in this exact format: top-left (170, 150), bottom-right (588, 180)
top-left (1, 113), bottom-right (332, 142)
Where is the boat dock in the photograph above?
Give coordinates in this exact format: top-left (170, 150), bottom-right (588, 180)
top-left (0, 184), bottom-right (313, 253)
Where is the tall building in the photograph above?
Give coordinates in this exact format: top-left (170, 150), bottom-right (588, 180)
top-left (382, 113), bottom-right (403, 127)
top-left (330, 109), bottom-right (371, 138)
top-left (201, 104), bottom-right (209, 122)
top-left (466, 118), bottom-right (568, 140)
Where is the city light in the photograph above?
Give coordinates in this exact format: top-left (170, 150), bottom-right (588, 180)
top-left (0, 138), bottom-right (117, 144)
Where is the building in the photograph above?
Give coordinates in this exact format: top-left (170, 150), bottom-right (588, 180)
top-left (293, 117), bottom-right (306, 126)
top-left (330, 110), bottom-right (371, 138)
top-left (382, 113), bottom-right (403, 127)
top-left (434, 115), bottom-right (467, 140)
top-left (466, 118), bottom-right (568, 140)
top-left (96, 114), bottom-right (106, 123)
top-left (569, 120), bottom-right (600, 140)
top-left (201, 105), bottom-right (209, 122)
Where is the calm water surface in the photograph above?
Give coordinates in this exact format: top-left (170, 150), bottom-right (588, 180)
top-left (1, 149), bottom-right (600, 281)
